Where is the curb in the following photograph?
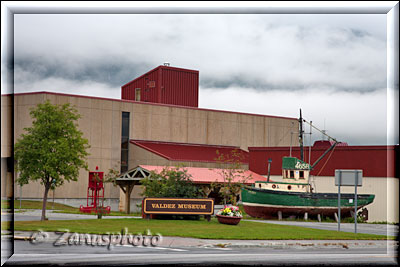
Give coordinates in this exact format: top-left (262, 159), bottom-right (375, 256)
top-left (13, 236), bottom-right (33, 241)
top-left (207, 242), bottom-right (391, 249)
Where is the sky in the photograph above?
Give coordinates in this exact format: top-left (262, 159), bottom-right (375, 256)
top-left (5, 9), bottom-right (395, 146)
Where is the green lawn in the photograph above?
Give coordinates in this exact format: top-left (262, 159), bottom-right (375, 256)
top-left (9, 218), bottom-right (392, 240)
top-left (2, 200), bottom-right (140, 216)
top-left (52, 210), bottom-right (141, 217)
top-left (2, 200), bottom-right (77, 211)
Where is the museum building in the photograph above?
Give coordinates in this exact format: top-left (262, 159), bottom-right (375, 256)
top-left (1, 65), bottom-right (398, 222)
top-left (1, 65), bottom-right (297, 212)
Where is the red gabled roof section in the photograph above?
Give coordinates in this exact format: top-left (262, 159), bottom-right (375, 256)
top-left (248, 143), bottom-right (399, 178)
top-left (313, 140), bottom-right (349, 147)
top-left (121, 65), bottom-right (199, 88)
top-left (131, 140), bottom-right (249, 164)
top-left (139, 165), bottom-right (266, 184)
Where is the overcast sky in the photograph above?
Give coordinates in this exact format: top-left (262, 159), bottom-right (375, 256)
top-left (7, 11), bottom-right (393, 145)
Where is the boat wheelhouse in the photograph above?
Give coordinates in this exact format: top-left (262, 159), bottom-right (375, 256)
top-left (255, 157), bottom-right (312, 193)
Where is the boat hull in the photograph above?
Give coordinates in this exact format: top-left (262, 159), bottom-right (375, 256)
top-left (241, 186), bottom-right (375, 219)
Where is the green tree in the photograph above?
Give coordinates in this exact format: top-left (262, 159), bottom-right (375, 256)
top-left (140, 166), bottom-right (203, 198)
top-left (211, 149), bottom-right (252, 205)
top-left (14, 100), bottom-right (90, 221)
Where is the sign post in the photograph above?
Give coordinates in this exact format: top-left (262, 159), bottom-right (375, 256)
top-left (355, 171), bottom-right (359, 233)
top-left (335, 170), bottom-right (362, 234)
top-left (337, 171), bottom-right (341, 231)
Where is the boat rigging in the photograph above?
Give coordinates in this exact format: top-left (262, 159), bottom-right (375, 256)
top-left (297, 109), bottom-right (341, 170)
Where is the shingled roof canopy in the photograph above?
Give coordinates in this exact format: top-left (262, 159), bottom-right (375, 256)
top-left (138, 165), bottom-right (267, 184)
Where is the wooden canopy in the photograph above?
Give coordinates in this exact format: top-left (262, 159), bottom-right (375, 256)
top-left (115, 166), bottom-right (152, 214)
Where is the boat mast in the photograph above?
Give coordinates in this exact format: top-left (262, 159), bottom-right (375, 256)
top-left (302, 119), bottom-right (340, 169)
top-left (299, 109), bottom-right (304, 161)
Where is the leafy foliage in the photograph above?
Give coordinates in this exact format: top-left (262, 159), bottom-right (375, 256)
top-left (14, 100), bottom-right (90, 220)
top-left (211, 149), bottom-right (252, 205)
top-left (103, 162), bottom-right (122, 186)
top-left (140, 166), bottom-right (203, 198)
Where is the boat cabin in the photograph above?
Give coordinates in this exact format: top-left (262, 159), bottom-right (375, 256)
top-left (282, 157), bottom-right (311, 183)
top-left (253, 157), bottom-right (311, 193)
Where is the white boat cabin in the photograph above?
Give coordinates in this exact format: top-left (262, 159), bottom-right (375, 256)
top-left (254, 157), bottom-right (312, 193)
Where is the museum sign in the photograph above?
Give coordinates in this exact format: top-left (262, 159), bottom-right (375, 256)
top-left (142, 198), bottom-right (214, 215)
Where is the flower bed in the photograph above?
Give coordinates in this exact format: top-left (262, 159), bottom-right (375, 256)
top-left (217, 205), bottom-right (243, 217)
top-left (216, 205), bottom-right (242, 225)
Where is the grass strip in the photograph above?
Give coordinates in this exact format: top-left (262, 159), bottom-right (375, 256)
top-left (52, 210), bottom-right (140, 217)
top-left (2, 200), bottom-right (77, 211)
top-left (9, 218), bottom-right (393, 240)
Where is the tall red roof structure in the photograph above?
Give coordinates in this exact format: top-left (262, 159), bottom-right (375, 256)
top-left (121, 65), bottom-right (199, 107)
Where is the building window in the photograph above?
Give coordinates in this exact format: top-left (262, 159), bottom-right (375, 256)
top-left (135, 88), bottom-right (141, 101)
top-left (121, 112), bottom-right (130, 173)
top-left (289, 171), bottom-right (295, 179)
top-left (299, 171), bottom-right (305, 179)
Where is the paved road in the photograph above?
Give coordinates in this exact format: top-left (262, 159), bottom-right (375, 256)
top-left (3, 239), bottom-right (398, 266)
top-left (244, 219), bottom-right (399, 237)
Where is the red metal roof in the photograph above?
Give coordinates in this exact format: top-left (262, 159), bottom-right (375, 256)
top-left (121, 65), bottom-right (199, 88)
top-left (131, 140), bottom-right (249, 164)
top-left (248, 143), bottom-right (399, 178)
top-left (139, 165), bottom-right (267, 184)
top-left (313, 140), bottom-right (349, 147)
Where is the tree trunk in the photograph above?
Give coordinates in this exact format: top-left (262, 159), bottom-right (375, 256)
top-left (41, 184), bottom-right (51, 221)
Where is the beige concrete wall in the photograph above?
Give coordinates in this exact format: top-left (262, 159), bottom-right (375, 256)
top-left (386, 177), bottom-right (399, 223)
top-left (10, 94), bottom-right (121, 200)
top-left (315, 176), bottom-right (399, 223)
top-left (129, 144), bottom-right (170, 168)
top-left (269, 174), bottom-right (399, 223)
top-left (1, 95), bottom-right (13, 158)
top-left (1, 96), bottom-right (13, 199)
top-left (129, 102), bottom-right (296, 150)
top-left (5, 93), bottom-right (296, 205)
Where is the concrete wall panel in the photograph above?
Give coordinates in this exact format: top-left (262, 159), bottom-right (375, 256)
top-left (310, 176), bottom-right (397, 223)
top-left (1, 96), bottom-right (13, 157)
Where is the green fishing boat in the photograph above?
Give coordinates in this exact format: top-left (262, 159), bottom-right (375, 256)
top-left (241, 110), bottom-right (375, 220)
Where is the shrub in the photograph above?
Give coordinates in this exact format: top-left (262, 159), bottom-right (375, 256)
top-left (140, 166), bottom-right (203, 198)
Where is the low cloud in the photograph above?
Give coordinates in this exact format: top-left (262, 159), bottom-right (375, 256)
top-left (12, 14), bottom-right (386, 93)
top-left (5, 13), bottom-right (391, 145)
top-left (199, 87), bottom-right (388, 145)
top-left (14, 68), bottom-right (120, 99)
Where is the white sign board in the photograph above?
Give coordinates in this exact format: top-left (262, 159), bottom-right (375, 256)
top-left (335, 170), bottom-right (362, 186)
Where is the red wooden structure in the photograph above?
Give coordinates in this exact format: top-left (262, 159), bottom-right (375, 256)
top-left (79, 166), bottom-right (111, 214)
